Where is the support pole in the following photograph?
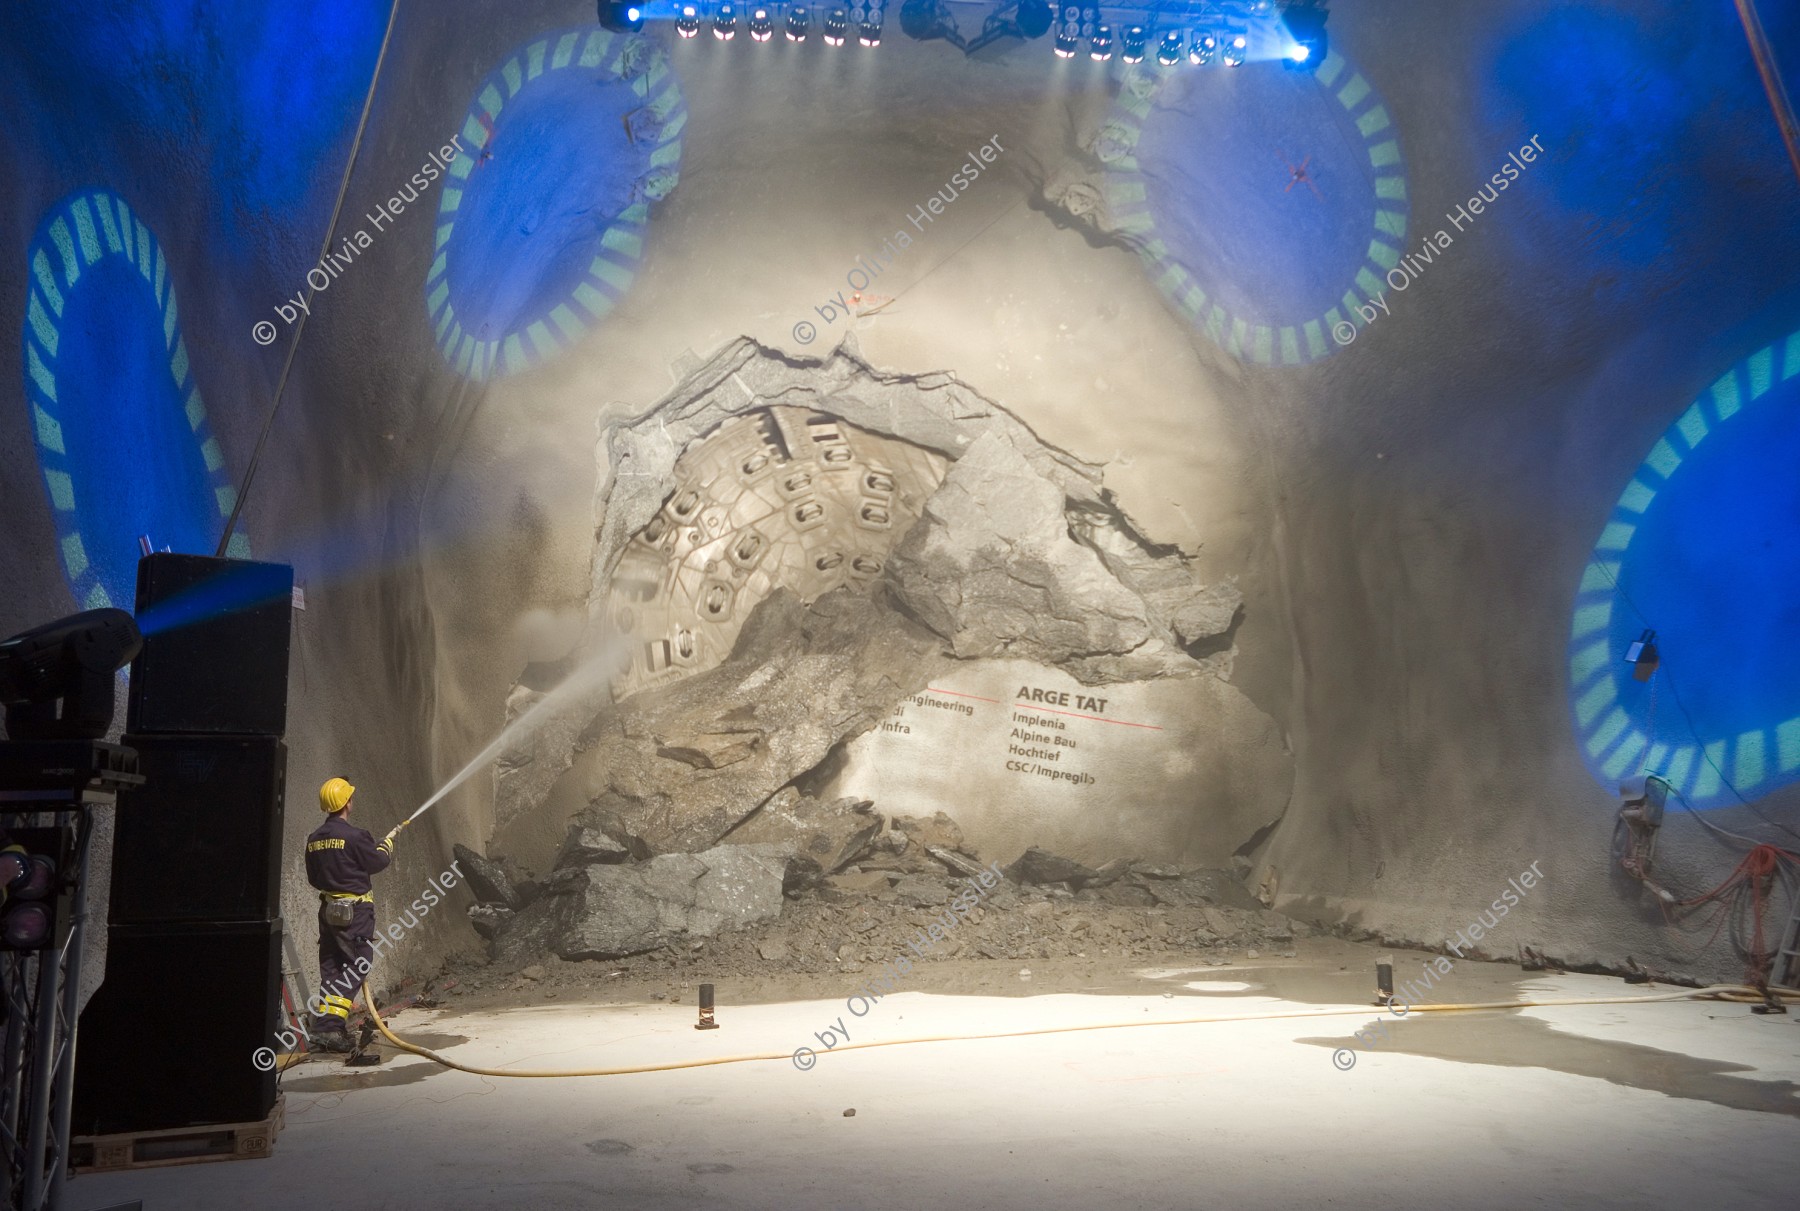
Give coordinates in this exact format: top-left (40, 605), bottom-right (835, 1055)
top-left (0, 956), bottom-right (24, 1208)
top-left (19, 943), bottom-right (57, 1206)
top-left (45, 810), bottom-right (93, 1209)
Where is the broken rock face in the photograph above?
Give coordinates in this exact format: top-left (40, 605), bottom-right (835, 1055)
top-left (893, 811), bottom-right (966, 854)
top-left (490, 339), bottom-right (1273, 884)
top-left (558, 813), bottom-right (642, 867)
top-left (451, 844), bottom-right (540, 912)
top-left (1005, 846), bottom-right (1103, 891)
top-left (547, 843), bottom-right (793, 961)
top-left (560, 589), bottom-right (945, 857)
top-left (722, 789), bottom-right (884, 886)
top-left (888, 431), bottom-right (1227, 684)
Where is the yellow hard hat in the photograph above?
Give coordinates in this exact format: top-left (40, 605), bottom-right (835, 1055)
top-left (319, 777), bottom-right (355, 813)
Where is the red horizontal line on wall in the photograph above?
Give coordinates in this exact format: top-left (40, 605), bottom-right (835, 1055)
top-left (925, 687), bottom-right (1004, 703)
top-left (1012, 703), bottom-right (1163, 731)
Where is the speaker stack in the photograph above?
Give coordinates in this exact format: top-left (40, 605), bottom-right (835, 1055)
top-left (73, 554), bottom-right (294, 1136)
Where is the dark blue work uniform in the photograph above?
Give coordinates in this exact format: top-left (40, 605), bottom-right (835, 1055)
top-left (304, 812), bottom-right (393, 1031)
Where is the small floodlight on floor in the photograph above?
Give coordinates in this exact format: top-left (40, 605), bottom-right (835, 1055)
top-left (714, 2), bottom-right (738, 39)
top-left (677, 3), bottom-right (702, 36)
top-left (1090, 23), bottom-right (1112, 60)
top-left (787, 5), bottom-right (810, 39)
top-left (1054, 20), bottom-right (1080, 58)
top-left (696, 983), bottom-right (720, 1030)
top-left (1121, 24), bottom-right (1146, 62)
top-left (750, 6), bottom-right (774, 39)
top-left (824, 6), bottom-right (848, 43)
top-left (1157, 30), bottom-right (1182, 66)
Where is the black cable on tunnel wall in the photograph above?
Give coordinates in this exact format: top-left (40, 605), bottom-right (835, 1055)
top-left (216, 0), bottom-right (404, 557)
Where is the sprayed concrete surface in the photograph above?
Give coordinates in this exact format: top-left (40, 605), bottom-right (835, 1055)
top-left (4, 2), bottom-right (1800, 1008)
top-left (68, 945), bottom-right (1800, 1211)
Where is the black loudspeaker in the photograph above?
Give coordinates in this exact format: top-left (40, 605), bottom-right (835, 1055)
top-left (109, 734), bottom-right (286, 925)
top-left (74, 920), bottom-right (281, 1134)
top-left (126, 554), bottom-right (293, 736)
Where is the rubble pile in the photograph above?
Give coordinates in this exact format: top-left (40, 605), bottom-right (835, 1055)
top-left (458, 803), bottom-right (1309, 983)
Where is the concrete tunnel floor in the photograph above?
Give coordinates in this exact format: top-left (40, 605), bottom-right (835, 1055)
top-left (72, 939), bottom-right (1800, 1211)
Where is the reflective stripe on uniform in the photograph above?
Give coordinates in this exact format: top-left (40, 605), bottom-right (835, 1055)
top-left (320, 891), bottom-right (374, 904)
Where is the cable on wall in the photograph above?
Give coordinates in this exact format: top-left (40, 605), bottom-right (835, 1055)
top-left (215, 0), bottom-right (405, 557)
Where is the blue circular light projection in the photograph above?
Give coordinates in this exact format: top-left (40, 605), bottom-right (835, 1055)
top-left (429, 27), bottom-right (685, 380)
top-left (1486, 8), bottom-right (1693, 270)
top-left (1098, 51), bottom-right (1408, 365)
top-left (1568, 328), bottom-right (1800, 807)
top-left (21, 189), bottom-right (247, 612)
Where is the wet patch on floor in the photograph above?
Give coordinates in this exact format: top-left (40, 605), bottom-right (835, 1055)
top-left (1299, 1011), bottom-right (1800, 1118)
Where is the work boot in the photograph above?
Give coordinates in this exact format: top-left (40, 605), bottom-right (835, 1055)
top-left (311, 1027), bottom-right (354, 1054)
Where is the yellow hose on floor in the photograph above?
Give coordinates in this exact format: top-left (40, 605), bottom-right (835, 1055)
top-left (331, 982), bottom-right (1798, 1079)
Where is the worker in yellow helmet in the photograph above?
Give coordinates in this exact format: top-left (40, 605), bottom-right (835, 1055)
top-left (303, 777), bottom-right (406, 1051)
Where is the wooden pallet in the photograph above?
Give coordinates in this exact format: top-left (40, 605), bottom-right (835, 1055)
top-left (70, 1095), bottom-right (284, 1173)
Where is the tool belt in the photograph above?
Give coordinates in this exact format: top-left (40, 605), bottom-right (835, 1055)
top-left (320, 890), bottom-right (373, 928)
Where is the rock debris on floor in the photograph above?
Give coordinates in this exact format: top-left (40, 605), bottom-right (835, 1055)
top-left (430, 807), bottom-right (1309, 1006)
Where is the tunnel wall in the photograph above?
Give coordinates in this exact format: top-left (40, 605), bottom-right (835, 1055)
top-left (1242, 2), bottom-right (1800, 981)
top-left (1, 0), bottom-right (1797, 992)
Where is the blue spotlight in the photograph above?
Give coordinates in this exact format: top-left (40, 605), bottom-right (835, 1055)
top-left (714, 2), bottom-right (739, 40)
top-left (1121, 23), bottom-right (1146, 63)
top-left (1222, 28), bottom-right (1247, 66)
top-left (858, 3), bottom-right (884, 45)
top-left (1090, 23), bottom-right (1113, 60)
top-left (598, 0), bottom-right (644, 32)
top-left (1281, 1), bottom-right (1328, 69)
top-left (1157, 30), bottom-right (1182, 66)
top-left (787, 5), bottom-right (811, 39)
top-left (677, 4), bottom-right (702, 36)
top-left (824, 6), bottom-right (848, 43)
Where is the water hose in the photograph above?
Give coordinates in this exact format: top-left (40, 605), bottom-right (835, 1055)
top-left (344, 982), bottom-right (1797, 1079)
